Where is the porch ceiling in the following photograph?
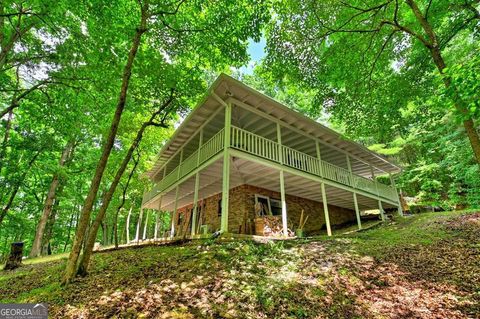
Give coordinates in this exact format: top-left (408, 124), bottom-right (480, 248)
top-left (145, 156), bottom-right (396, 212)
top-left (146, 74), bottom-right (401, 181)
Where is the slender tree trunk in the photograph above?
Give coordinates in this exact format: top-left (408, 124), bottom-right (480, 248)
top-left (110, 219), bottom-right (115, 245)
top-left (62, 3), bottom-right (149, 285)
top-left (63, 208), bottom-right (78, 253)
top-left (126, 207), bottom-right (132, 243)
top-left (101, 222), bottom-right (107, 246)
top-left (30, 141), bottom-right (74, 258)
top-left (113, 208), bottom-right (120, 249)
top-left (76, 89), bottom-right (173, 275)
top-left (41, 200), bottom-right (58, 255)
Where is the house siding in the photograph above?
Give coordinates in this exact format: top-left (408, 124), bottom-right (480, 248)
top-left (174, 184), bottom-right (356, 236)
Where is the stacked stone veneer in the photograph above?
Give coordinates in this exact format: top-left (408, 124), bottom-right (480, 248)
top-left (174, 184), bottom-right (355, 235)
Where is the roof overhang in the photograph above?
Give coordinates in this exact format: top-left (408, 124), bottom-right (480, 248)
top-left (146, 74), bottom-right (401, 180)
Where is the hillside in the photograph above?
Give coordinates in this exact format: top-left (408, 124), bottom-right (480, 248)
top-left (1, 211), bottom-right (479, 319)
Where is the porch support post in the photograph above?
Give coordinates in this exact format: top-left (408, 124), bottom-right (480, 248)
top-left (191, 175), bottom-right (200, 235)
top-left (378, 200), bottom-right (385, 221)
top-left (277, 123), bottom-right (283, 164)
top-left (191, 130), bottom-right (203, 236)
top-left (346, 155), bottom-right (361, 229)
top-left (320, 182), bottom-right (332, 236)
top-left (154, 211), bottom-right (159, 239)
top-left (390, 173), bottom-right (403, 216)
top-left (171, 185), bottom-right (180, 237)
top-left (371, 165), bottom-right (385, 221)
top-left (221, 103), bottom-right (232, 233)
top-left (170, 149), bottom-right (183, 237)
top-left (142, 210), bottom-right (149, 240)
top-left (316, 141), bottom-right (323, 177)
top-left (279, 170), bottom-right (288, 236)
top-left (353, 193), bottom-right (362, 230)
top-left (135, 208), bottom-right (144, 243)
top-left (154, 196), bottom-right (162, 240)
top-left (276, 123), bottom-right (288, 236)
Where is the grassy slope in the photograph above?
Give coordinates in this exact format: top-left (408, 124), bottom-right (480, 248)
top-left (1, 210), bottom-right (479, 319)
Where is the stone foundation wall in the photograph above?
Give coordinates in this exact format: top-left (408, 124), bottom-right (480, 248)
top-left (174, 184), bottom-right (355, 236)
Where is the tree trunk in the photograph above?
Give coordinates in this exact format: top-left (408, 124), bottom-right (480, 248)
top-left (62, 3), bottom-right (149, 285)
top-left (407, 0), bottom-right (480, 165)
top-left (76, 145), bottom-right (142, 276)
top-left (30, 141), bottom-right (74, 258)
top-left (101, 222), bottom-right (108, 246)
top-left (41, 203), bottom-right (57, 255)
top-left (63, 208), bottom-right (78, 253)
top-left (4, 242), bottom-right (23, 270)
top-left (114, 208), bottom-right (120, 249)
top-left (76, 86), bottom-right (174, 275)
top-left (126, 207), bottom-right (132, 243)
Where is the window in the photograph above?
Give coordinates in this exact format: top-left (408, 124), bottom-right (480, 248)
top-left (270, 198), bottom-right (283, 216)
top-left (254, 194), bottom-right (284, 217)
top-left (255, 194), bottom-right (271, 216)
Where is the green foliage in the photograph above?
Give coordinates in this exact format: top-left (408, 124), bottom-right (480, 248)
top-left (0, 0), bottom-right (270, 258)
top-left (256, 0), bottom-right (480, 208)
top-left (443, 49), bottom-right (480, 120)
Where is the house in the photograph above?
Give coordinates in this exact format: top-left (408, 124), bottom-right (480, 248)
top-left (139, 74), bottom-right (402, 239)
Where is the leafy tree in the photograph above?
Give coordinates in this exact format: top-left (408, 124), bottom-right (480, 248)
top-left (265, 0), bottom-right (480, 162)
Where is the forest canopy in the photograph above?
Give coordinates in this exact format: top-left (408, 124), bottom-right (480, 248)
top-left (0, 0), bottom-right (479, 282)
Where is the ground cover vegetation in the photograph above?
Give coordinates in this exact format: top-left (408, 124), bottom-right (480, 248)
top-left (0, 1), bottom-right (478, 315)
top-left (0, 210), bottom-right (478, 318)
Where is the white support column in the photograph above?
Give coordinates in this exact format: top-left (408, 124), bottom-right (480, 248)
top-left (171, 185), bottom-right (180, 237)
top-left (390, 173), bottom-right (404, 216)
top-left (154, 211), bottom-right (159, 240)
top-left (353, 193), bottom-right (362, 230)
top-left (318, 142), bottom-right (331, 236)
top-left (378, 200), bottom-right (385, 221)
top-left (320, 182), bottom-right (332, 236)
top-left (191, 130), bottom-right (203, 236)
top-left (277, 123), bottom-right (288, 236)
top-left (346, 154), bottom-right (362, 230)
top-left (135, 208), bottom-right (144, 243)
top-left (170, 149), bottom-right (183, 237)
top-left (221, 103), bottom-right (232, 233)
top-left (316, 141), bottom-right (323, 177)
top-left (371, 165), bottom-right (385, 221)
top-left (154, 196), bottom-right (162, 240)
top-left (279, 170), bottom-right (288, 236)
top-left (277, 123), bottom-right (283, 164)
top-left (142, 210), bottom-right (149, 240)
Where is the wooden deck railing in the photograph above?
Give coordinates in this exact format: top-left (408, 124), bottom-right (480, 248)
top-left (142, 129), bottom-right (224, 204)
top-left (143, 126), bottom-right (398, 204)
top-left (229, 126), bottom-right (397, 202)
